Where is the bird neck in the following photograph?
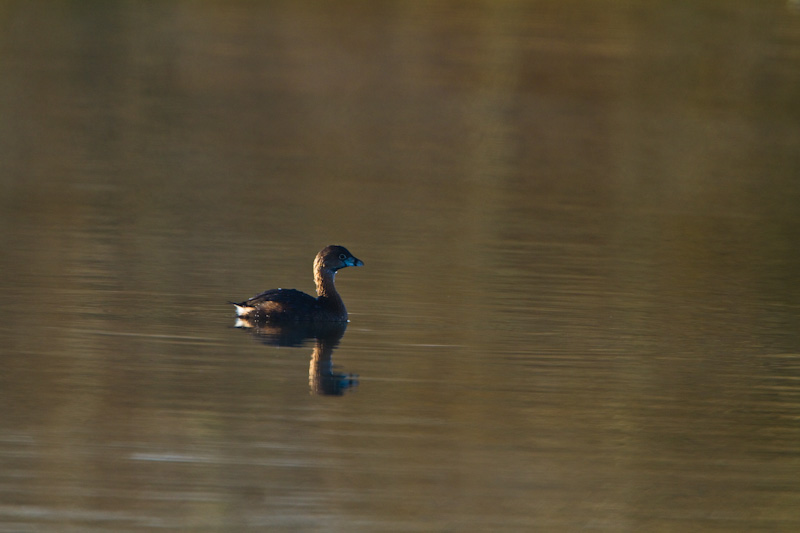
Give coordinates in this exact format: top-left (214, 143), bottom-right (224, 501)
top-left (315, 268), bottom-right (346, 317)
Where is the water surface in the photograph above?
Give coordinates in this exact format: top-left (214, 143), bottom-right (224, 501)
top-left (1, 1), bottom-right (800, 531)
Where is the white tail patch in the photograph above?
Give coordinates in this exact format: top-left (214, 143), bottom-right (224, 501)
top-left (233, 304), bottom-right (253, 317)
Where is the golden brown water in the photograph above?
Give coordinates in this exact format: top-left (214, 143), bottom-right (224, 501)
top-left (1, 1), bottom-right (800, 531)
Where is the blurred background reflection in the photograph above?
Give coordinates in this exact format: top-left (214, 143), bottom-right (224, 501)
top-left (1, 1), bottom-right (799, 531)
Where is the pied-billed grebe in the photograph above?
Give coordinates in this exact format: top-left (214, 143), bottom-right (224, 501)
top-left (232, 245), bottom-right (363, 322)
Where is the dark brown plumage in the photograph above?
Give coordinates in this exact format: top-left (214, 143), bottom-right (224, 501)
top-left (232, 245), bottom-right (363, 322)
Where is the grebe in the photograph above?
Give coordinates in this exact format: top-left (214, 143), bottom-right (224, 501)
top-left (232, 245), bottom-right (363, 322)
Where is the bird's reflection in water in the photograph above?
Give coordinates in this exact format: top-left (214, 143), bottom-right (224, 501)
top-left (234, 318), bottom-right (358, 396)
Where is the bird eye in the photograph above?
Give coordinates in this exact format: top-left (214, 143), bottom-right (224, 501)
top-left (338, 253), bottom-right (347, 260)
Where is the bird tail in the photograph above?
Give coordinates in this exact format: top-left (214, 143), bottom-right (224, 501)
top-left (229, 302), bottom-right (251, 317)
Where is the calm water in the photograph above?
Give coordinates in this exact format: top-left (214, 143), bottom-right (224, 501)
top-left (2, 1), bottom-right (800, 531)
